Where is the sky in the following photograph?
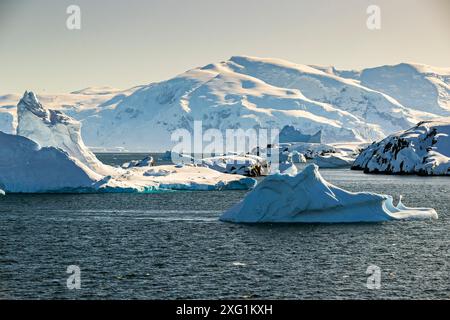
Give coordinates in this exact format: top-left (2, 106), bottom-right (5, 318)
top-left (0, 0), bottom-right (449, 93)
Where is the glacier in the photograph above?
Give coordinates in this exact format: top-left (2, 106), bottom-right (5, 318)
top-left (220, 164), bottom-right (438, 223)
top-left (352, 119), bottom-right (450, 175)
top-left (0, 93), bottom-right (256, 193)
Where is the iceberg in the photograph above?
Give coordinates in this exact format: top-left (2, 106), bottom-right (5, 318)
top-left (352, 119), bottom-right (450, 175)
top-left (0, 131), bottom-right (102, 193)
top-left (220, 164), bottom-right (438, 223)
top-left (0, 189), bottom-right (5, 196)
top-left (0, 130), bottom-right (255, 193)
top-left (0, 92), bottom-right (256, 193)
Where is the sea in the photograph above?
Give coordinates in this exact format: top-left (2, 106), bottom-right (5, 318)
top-left (0, 153), bottom-right (449, 299)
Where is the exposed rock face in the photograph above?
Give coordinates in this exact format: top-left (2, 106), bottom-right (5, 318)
top-left (352, 119), bottom-right (450, 175)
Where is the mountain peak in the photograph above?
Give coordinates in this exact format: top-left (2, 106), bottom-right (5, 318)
top-left (18, 91), bottom-right (46, 118)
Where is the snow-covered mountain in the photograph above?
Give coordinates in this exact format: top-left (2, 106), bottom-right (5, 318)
top-left (317, 62), bottom-right (450, 116)
top-left (17, 91), bottom-right (113, 175)
top-left (357, 63), bottom-right (450, 116)
top-left (1, 56), bottom-right (447, 151)
top-left (220, 164), bottom-right (438, 223)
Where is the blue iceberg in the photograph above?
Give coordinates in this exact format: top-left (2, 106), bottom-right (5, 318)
top-left (220, 164), bottom-right (438, 223)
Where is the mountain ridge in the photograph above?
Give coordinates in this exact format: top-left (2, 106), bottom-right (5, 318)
top-left (1, 56), bottom-right (448, 151)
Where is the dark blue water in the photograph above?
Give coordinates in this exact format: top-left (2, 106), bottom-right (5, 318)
top-left (0, 154), bottom-right (449, 299)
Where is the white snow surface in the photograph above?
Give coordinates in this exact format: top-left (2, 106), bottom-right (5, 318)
top-left (357, 63), bottom-right (450, 116)
top-left (352, 119), bottom-right (450, 175)
top-left (2, 57), bottom-right (446, 151)
top-left (220, 164), bottom-right (438, 223)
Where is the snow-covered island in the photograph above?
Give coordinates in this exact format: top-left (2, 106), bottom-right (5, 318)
top-left (220, 164), bottom-right (438, 223)
top-left (352, 119), bottom-right (450, 175)
top-left (0, 92), bottom-right (256, 193)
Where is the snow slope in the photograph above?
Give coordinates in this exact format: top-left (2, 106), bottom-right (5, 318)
top-left (2, 57), bottom-right (447, 151)
top-left (358, 63), bottom-right (450, 116)
top-left (317, 62), bottom-right (450, 116)
top-left (220, 164), bottom-right (438, 223)
top-left (78, 59), bottom-right (384, 151)
top-left (75, 57), bottom-right (443, 150)
top-left (352, 119), bottom-right (450, 175)
top-left (225, 56), bottom-right (434, 132)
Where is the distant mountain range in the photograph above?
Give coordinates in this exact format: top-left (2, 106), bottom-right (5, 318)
top-left (1, 56), bottom-right (449, 151)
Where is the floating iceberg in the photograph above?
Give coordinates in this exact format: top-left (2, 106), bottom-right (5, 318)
top-left (0, 131), bottom-right (102, 193)
top-left (0, 92), bottom-right (256, 193)
top-left (352, 119), bottom-right (450, 175)
top-left (17, 91), bottom-right (115, 176)
top-left (0, 189), bottom-right (5, 196)
top-left (220, 164), bottom-right (438, 223)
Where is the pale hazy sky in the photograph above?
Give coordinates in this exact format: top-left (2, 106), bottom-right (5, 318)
top-left (0, 0), bottom-right (449, 93)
